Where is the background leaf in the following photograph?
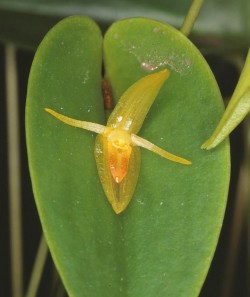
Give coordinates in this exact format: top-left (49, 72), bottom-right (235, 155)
top-left (26, 16), bottom-right (230, 297)
top-left (202, 48), bottom-right (250, 149)
top-left (0, 0), bottom-right (249, 49)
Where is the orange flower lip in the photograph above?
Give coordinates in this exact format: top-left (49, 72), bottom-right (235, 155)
top-left (108, 141), bottom-right (132, 183)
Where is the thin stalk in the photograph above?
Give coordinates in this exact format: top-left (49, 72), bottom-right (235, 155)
top-left (180, 0), bottom-right (204, 36)
top-left (51, 266), bottom-right (66, 297)
top-left (220, 117), bottom-right (250, 297)
top-left (5, 45), bottom-right (23, 297)
top-left (55, 282), bottom-right (66, 297)
top-left (25, 235), bottom-right (49, 297)
top-left (220, 164), bottom-right (248, 297)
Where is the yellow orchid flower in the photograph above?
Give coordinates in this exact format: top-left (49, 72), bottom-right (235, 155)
top-left (45, 69), bottom-right (191, 214)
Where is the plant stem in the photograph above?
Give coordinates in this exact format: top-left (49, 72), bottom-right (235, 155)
top-left (180, 0), bottom-right (204, 36)
top-left (25, 235), bottom-right (49, 297)
top-left (5, 45), bottom-right (23, 297)
top-left (50, 266), bottom-right (66, 297)
top-left (220, 116), bottom-right (250, 297)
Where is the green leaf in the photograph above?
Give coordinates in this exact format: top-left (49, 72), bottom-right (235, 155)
top-left (0, 0), bottom-right (249, 49)
top-left (202, 48), bottom-right (250, 149)
top-left (26, 16), bottom-right (230, 297)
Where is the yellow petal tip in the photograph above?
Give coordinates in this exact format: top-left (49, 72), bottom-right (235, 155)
top-left (201, 140), bottom-right (213, 150)
top-left (156, 69), bottom-right (170, 80)
top-left (112, 204), bottom-right (126, 214)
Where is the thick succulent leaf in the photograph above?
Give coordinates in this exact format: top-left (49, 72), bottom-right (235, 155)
top-left (0, 0), bottom-right (249, 49)
top-left (103, 18), bottom-right (230, 297)
top-left (26, 16), bottom-right (230, 297)
top-left (25, 17), bottom-right (110, 297)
